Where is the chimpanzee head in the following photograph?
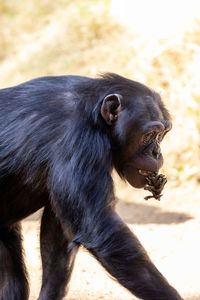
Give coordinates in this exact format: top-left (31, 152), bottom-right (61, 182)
top-left (100, 74), bottom-right (171, 188)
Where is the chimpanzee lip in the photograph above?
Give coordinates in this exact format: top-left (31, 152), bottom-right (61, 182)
top-left (138, 169), bottom-right (153, 176)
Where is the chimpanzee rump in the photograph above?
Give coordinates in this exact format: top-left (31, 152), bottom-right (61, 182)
top-left (0, 74), bottom-right (182, 300)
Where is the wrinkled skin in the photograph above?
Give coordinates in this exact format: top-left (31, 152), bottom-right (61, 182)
top-left (101, 92), bottom-right (171, 201)
top-left (106, 95), bottom-right (171, 190)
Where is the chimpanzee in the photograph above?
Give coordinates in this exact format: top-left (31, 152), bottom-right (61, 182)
top-left (0, 73), bottom-right (183, 300)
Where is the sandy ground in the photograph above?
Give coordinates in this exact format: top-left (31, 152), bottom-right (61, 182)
top-left (22, 181), bottom-right (200, 300)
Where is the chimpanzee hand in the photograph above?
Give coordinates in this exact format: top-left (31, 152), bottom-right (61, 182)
top-left (144, 172), bottom-right (167, 201)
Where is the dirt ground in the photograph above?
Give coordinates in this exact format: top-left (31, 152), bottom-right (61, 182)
top-left (22, 181), bottom-right (200, 300)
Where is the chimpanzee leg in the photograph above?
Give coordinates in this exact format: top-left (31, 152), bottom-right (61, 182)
top-left (74, 209), bottom-right (183, 300)
top-left (38, 205), bottom-right (79, 300)
top-left (0, 223), bottom-right (29, 300)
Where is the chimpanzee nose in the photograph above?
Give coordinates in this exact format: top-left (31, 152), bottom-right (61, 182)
top-left (152, 145), bottom-right (161, 159)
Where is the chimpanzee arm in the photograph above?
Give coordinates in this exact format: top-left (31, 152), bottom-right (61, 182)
top-left (51, 189), bottom-right (183, 299)
top-left (48, 114), bottom-right (183, 300)
top-left (72, 208), bottom-right (183, 300)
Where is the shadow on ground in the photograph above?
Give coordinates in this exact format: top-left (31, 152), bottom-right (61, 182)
top-left (117, 201), bottom-right (192, 225)
top-left (25, 200), bottom-right (192, 225)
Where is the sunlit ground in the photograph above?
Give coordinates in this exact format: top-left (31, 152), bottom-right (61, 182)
top-left (111, 0), bottom-right (200, 38)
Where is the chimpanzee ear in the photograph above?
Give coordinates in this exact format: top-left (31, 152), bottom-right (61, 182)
top-left (101, 93), bottom-right (123, 125)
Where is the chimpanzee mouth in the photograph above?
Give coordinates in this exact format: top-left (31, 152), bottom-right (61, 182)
top-left (138, 169), bottom-right (154, 176)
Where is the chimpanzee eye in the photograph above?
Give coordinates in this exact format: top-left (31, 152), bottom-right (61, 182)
top-left (143, 131), bottom-right (155, 146)
top-left (157, 132), bottom-right (164, 143)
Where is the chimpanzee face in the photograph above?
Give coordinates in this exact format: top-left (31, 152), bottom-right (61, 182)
top-left (101, 91), bottom-right (172, 188)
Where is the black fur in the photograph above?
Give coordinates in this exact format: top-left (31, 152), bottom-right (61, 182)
top-left (0, 74), bottom-right (182, 299)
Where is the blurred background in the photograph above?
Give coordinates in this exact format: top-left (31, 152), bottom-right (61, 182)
top-left (0, 1), bottom-right (200, 299)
